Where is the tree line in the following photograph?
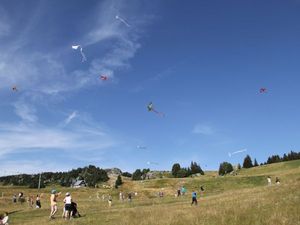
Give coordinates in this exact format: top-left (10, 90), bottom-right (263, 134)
top-left (0, 165), bottom-right (108, 188)
top-left (218, 150), bottom-right (300, 175)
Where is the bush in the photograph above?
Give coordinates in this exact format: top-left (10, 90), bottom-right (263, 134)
top-left (219, 162), bottom-right (233, 176)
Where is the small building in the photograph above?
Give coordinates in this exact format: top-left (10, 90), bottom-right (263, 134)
top-left (72, 180), bottom-right (86, 188)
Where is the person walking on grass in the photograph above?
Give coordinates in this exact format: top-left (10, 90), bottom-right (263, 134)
top-left (49, 190), bottom-right (61, 219)
top-left (267, 176), bottom-right (272, 186)
top-left (191, 191), bottom-right (197, 206)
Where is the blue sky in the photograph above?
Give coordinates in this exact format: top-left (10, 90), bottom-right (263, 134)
top-left (1, 0), bottom-right (300, 175)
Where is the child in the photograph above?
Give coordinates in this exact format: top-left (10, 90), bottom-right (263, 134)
top-left (108, 195), bottom-right (112, 207)
top-left (36, 195), bottom-right (41, 208)
top-left (191, 191), bottom-right (197, 205)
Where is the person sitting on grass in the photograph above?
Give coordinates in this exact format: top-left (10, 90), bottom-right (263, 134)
top-left (0, 212), bottom-right (9, 225)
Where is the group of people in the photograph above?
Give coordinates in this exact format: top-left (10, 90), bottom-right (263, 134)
top-left (12, 193), bottom-right (41, 208)
top-left (267, 176), bottom-right (280, 186)
top-left (49, 190), bottom-right (80, 220)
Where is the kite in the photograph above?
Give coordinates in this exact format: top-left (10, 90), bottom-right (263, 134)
top-left (72, 45), bottom-right (87, 62)
top-left (259, 88), bottom-right (267, 93)
top-left (12, 86), bottom-right (18, 92)
top-left (100, 75), bottom-right (108, 81)
top-left (147, 161), bottom-right (159, 165)
top-left (147, 102), bottom-right (165, 117)
top-left (228, 149), bottom-right (247, 157)
top-left (115, 15), bottom-right (130, 27)
top-left (137, 145), bottom-right (147, 150)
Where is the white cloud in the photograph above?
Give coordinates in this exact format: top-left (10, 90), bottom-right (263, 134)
top-left (13, 101), bottom-right (38, 123)
top-left (192, 124), bottom-right (214, 135)
top-left (0, 119), bottom-right (116, 159)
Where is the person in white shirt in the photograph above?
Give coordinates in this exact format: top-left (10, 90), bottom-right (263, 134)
top-left (0, 212), bottom-right (9, 225)
top-left (63, 192), bottom-right (72, 219)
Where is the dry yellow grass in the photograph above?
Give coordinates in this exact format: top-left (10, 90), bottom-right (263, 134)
top-left (0, 160), bottom-right (299, 225)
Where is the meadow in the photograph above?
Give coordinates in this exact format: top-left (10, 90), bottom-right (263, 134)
top-left (0, 160), bottom-right (299, 225)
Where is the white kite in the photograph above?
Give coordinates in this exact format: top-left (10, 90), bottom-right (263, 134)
top-left (72, 45), bottom-right (87, 62)
top-left (228, 148), bottom-right (247, 157)
top-left (137, 145), bottom-right (147, 150)
top-left (147, 161), bottom-right (159, 165)
top-left (115, 15), bottom-right (130, 27)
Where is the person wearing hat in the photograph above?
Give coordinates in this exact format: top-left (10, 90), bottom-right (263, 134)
top-left (49, 190), bottom-right (61, 219)
top-left (63, 192), bottom-right (72, 219)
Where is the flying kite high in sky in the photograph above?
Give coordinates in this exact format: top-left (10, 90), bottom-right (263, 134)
top-left (136, 145), bottom-right (147, 150)
top-left (72, 45), bottom-right (87, 62)
top-left (100, 75), bottom-right (108, 81)
top-left (147, 161), bottom-right (159, 165)
top-left (115, 15), bottom-right (131, 27)
top-left (12, 86), bottom-right (18, 92)
top-left (259, 88), bottom-right (267, 93)
top-left (147, 102), bottom-right (165, 117)
top-left (228, 149), bottom-right (247, 157)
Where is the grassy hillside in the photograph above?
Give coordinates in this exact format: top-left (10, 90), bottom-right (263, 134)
top-left (0, 160), bottom-right (299, 225)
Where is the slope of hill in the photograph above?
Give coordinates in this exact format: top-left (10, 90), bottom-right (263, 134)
top-left (0, 160), bottom-right (299, 225)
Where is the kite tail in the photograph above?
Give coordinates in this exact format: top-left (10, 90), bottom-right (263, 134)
top-left (80, 48), bottom-right (87, 62)
top-left (152, 109), bottom-right (165, 117)
top-left (117, 16), bottom-right (131, 27)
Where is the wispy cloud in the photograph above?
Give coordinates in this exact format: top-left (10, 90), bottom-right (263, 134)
top-left (0, 121), bottom-right (116, 158)
top-left (192, 124), bottom-right (214, 135)
top-left (0, 0), bottom-right (150, 95)
top-left (13, 101), bottom-right (38, 123)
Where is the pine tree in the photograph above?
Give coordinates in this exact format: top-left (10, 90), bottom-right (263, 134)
top-left (190, 161), bottom-right (204, 175)
top-left (115, 175), bottom-right (123, 188)
top-left (243, 155), bottom-right (253, 168)
top-left (254, 158), bottom-right (259, 167)
top-left (237, 163), bottom-right (241, 170)
top-left (171, 163), bottom-right (181, 177)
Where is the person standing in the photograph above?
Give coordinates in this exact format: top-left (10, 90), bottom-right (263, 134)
top-left (36, 194), bottom-right (41, 208)
top-left (108, 195), bottom-right (112, 207)
top-left (191, 191), bottom-right (197, 205)
top-left (63, 192), bottom-right (72, 219)
top-left (267, 176), bottom-right (272, 186)
top-left (49, 190), bottom-right (60, 219)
